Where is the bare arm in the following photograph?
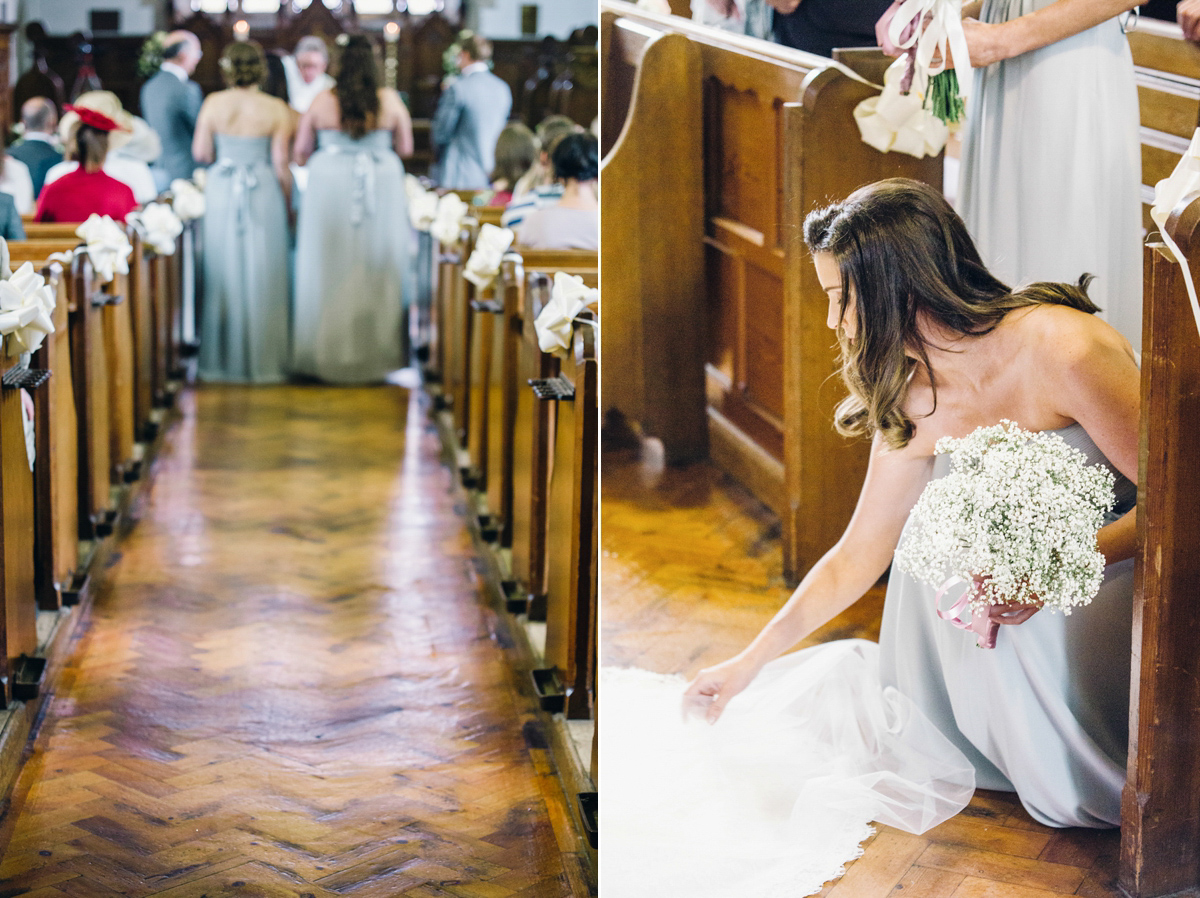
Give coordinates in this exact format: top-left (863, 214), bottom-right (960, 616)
top-left (270, 103), bottom-right (294, 206)
top-left (390, 91), bottom-right (414, 159)
top-left (684, 434), bottom-right (934, 721)
top-left (962, 0), bottom-right (1140, 67)
top-left (192, 97), bottom-right (216, 166)
top-left (293, 92), bottom-right (331, 166)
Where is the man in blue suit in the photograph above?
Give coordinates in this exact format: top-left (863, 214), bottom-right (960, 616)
top-left (140, 30), bottom-right (203, 192)
top-left (431, 32), bottom-right (512, 190)
top-left (8, 97), bottom-right (62, 198)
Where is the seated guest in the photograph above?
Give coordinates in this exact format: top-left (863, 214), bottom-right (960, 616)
top-left (9, 97), bottom-right (63, 197)
top-left (0, 192), bottom-right (25, 240)
top-left (44, 92), bottom-right (159, 204)
top-left (35, 105), bottom-right (137, 223)
top-left (501, 117), bottom-right (583, 229)
top-left (771, 0), bottom-right (893, 57)
top-left (515, 132), bottom-right (598, 251)
top-left (0, 147), bottom-right (35, 216)
top-left (487, 122), bottom-right (537, 207)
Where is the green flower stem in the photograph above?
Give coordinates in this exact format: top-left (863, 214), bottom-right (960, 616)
top-left (926, 69), bottom-right (965, 125)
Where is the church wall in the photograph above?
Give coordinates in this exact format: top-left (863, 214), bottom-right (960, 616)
top-left (475, 0), bottom-right (595, 40)
top-left (21, 0), bottom-right (157, 35)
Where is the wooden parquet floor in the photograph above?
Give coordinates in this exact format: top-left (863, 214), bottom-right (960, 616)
top-left (0, 385), bottom-right (588, 898)
top-left (601, 447), bottom-right (1123, 898)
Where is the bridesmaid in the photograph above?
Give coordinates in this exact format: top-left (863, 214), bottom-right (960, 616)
top-left (192, 39), bottom-right (294, 384)
top-left (290, 34), bottom-right (415, 384)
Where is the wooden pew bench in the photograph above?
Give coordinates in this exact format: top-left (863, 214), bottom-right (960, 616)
top-left (601, 0), bottom-right (943, 582)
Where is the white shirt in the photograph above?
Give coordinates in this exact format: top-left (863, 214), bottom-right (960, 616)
top-left (161, 61), bottom-right (189, 83)
top-left (0, 157), bottom-right (35, 215)
top-left (282, 55), bottom-right (335, 114)
top-left (22, 131), bottom-right (56, 145)
top-left (460, 61), bottom-right (489, 77)
top-left (44, 156), bottom-right (159, 205)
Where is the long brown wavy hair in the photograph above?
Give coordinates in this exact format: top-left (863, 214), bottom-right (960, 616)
top-left (803, 178), bottom-right (1099, 450)
top-left (334, 35), bottom-right (380, 140)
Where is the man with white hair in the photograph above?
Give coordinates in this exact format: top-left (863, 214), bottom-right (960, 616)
top-left (9, 97), bottom-right (62, 198)
top-left (140, 30), bottom-right (203, 191)
top-left (283, 36), bottom-right (335, 114)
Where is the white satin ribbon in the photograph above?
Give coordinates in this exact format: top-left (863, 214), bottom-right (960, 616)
top-left (463, 224), bottom-right (515, 290)
top-left (212, 159), bottom-right (260, 234)
top-left (170, 178), bottom-right (206, 221)
top-left (128, 202), bottom-right (184, 256)
top-left (0, 261), bottom-right (57, 354)
top-left (886, 0), bottom-right (971, 103)
top-left (76, 214), bottom-right (132, 285)
top-left (854, 54), bottom-right (949, 158)
top-left (1150, 127), bottom-right (1200, 341)
top-left (430, 193), bottom-right (470, 248)
top-left (534, 271), bottom-right (599, 358)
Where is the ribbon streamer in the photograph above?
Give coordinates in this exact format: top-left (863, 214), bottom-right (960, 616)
top-left (1150, 127), bottom-right (1200, 342)
top-left (533, 271), bottom-right (599, 358)
top-left (885, 0), bottom-right (971, 106)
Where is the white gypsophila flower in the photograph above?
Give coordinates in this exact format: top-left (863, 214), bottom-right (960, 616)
top-left (128, 202), bottom-right (183, 255)
top-left (430, 193), bottom-right (469, 247)
top-left (0, 262), bottom-right (56, 353)
top-left (76, 214), bottom-right (132, 285)
top-left (463, 224), bottom-right (515, 290)
top-left (894, 419), bottom-right (1115, 616)
top-left (170, 178), bottom-right (206, 221)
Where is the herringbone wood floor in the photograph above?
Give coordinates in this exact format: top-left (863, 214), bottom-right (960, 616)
top-left (601, 447), bottom-right (1123, 898)
top-left (0, 385), bottom-right (589, 897)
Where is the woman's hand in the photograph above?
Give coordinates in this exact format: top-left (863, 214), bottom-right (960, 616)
top-left (961, 16), bottom-right (1012, 67)
top-left (683, 656), bottom-right (762, 724)
top-left (1182, 0), bottom-right (1200, 43)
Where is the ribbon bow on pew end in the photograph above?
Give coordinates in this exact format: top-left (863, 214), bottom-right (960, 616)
top-left (534, 271), bottom-right (599, 359)
top-left (0, 241), bottom-right (57, 356)
top-left (1151, 127), bottom-right (1200, 341)
top-left (128, 202), bottom-right (184, 256)
top-left (75, 214), bottom-right (133, 285)
top-left (463, 224), bottom-right (516, 290)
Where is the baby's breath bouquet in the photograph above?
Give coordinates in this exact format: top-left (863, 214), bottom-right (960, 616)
top-left (894, 420), bottom-right (1115, 648)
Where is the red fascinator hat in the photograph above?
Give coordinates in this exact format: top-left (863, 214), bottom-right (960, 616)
top-left (63, 104), bottom-right (129, 133)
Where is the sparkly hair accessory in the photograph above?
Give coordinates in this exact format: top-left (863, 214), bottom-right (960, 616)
top-left (64, 104), bottom-right (128, 133)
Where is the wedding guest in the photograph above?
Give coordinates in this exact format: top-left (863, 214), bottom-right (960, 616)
top-left (141, 30), bottom-right (204, 192)
top-left (487, 122), bottom-right (537, 207)
top-left (291, 34), bottom-right (415, 383)
top-left (0, 192), bottom-right (24, 240)
top-left (192, 40), bottom-right (293, 383)
top-left (0, 146), bottom-right (34, 216)
top-left (431, 31), bottom-right (512, 189)
top-left (34, 105), bottom-right (137, 223)
top-left (515, 132), bottom-right (598, 251)
top-left (9, 97), bottom-right (62, 197)
top-left (283, 36), bottom-right (335, 114)
top-left (45, 92), bottom-right (159, 204)
top-left (502, 117), bottom-right (582, 229)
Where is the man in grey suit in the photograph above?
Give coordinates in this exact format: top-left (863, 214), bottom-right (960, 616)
top-left (140, 30), bottom-right (203, 192)
top-left (431, 33), bottom-right (512, 190)
top-left (8, 97), bottom-right (62, 198)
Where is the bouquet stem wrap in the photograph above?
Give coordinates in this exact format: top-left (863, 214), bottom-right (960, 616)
top-left (882, 0), bottom-right (970, 125)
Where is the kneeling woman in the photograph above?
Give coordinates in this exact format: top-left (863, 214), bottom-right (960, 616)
top-left (686, 178), bottom-right (1138, 830)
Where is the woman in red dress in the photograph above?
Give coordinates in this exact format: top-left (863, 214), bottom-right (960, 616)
top-left (35, 106), bottom-right (137, 223)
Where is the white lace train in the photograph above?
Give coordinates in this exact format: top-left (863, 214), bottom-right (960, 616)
top-left (601, 640), bottom-right (976, 897)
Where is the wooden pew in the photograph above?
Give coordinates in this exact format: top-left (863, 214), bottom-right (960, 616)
top-left (477, 249), bottom-right (599, 553)
top-left (601, 2), bottom-right (944, 582)
top-left (535, 309), bottom-right (598, 720)
top-left (1121, 198), bottom-right (1200, 898)
top-left (1128, 18), bottom-right (1200, 232)
top-left (102, 248), bottom-right (138, 485)
top-left (0, 344), bottom-right (48, 705)
top-left (127, 230), bottom-right (156, 442)
top-left (9, 252), bottom-right (81, 612)
top-left (69, 252), bottom-right (114, 539)
top-left (451, 219), bottom-right (482, 455)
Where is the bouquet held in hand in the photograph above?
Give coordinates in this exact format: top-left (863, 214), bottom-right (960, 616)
top-left (894, 420), bottom-right (1115, 648)
top-left (879, 0), bottom-right (970, 125)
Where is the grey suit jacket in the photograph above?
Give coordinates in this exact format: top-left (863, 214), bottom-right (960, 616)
top-left (431, 69), bottom-right (512, 190)
top-left (140, 69), bottom-right (203, 189)
top-left (0, 192), bottom-right (24, 241)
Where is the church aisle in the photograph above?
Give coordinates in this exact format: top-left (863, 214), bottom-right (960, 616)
top-left (0, 385), bottom-right (582, 897)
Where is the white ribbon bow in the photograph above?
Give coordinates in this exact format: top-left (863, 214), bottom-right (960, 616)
top-left (463, 224), bottom-right (516, 290)
top-left (854, 54), bottom-right (949, 158)
top-left (886, 0), bottom-right (971, 104)
top-left (430, 193), bottom-right (470, 248)
top-left (0, 261), bottom-right (57, 354)
top-left (76, 214), bottom-right (132, 285)
top-left (409, 191), bottom-right (439, 232)
top-left (534, 271), bottom-right (599, 358)
top-left (1151, 128), bottom-right (1200, 341)
top-left (404, 174), bottom-right (426, 206)
top-left (128, 202), bottom-right (184, 255)
top-left (170, 178), bottom-right (207, 221)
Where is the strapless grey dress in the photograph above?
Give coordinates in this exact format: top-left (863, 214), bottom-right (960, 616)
top-left (291, 129), bottom-right (412, 384)
top-left (199, 134), bottom-right (291, 383)
top-left (880, 421), bottom-right (1136, 827)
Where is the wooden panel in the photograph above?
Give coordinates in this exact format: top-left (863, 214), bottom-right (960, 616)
top-left (1130, 21), bottom-right (1200, 82)
top-left (1119, 213), bottom-right (1200, 896)
top-left (1143, 142), bottom-right (1185, 190)
top-left (706, 79), bottom-right (777, 242)
top-left (127, 232), bottom-right (155, 442)
top-left (742, 263), bottom-right (785, 425)
top-left (0, 350), bottom-right (37, 693)
top-left (70, 254), bottom-right (113, 538)
top-left (1137, 83), bottom-right (1200, 139)
top-left (601, 19), bottom-right (708, 465)
top-left (103, 275), bottom-right (136, 483)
